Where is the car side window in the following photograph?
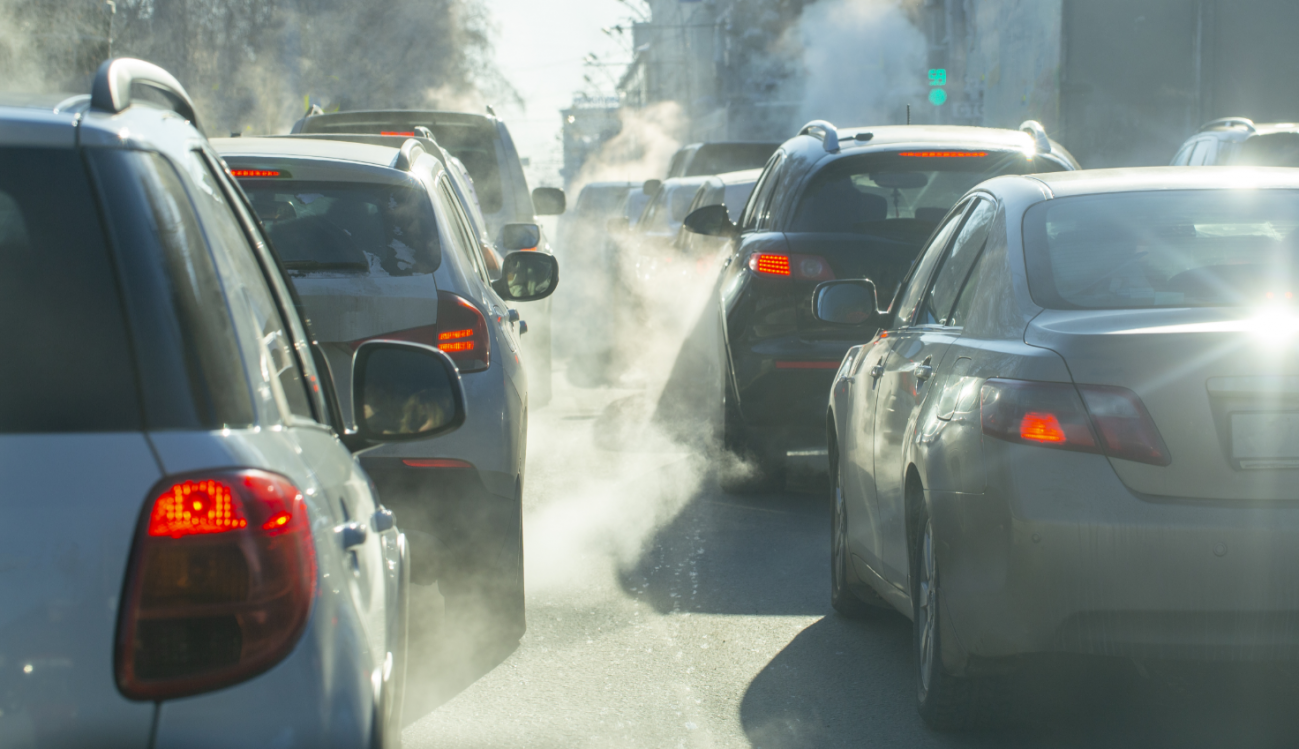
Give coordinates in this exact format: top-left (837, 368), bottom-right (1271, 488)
top-left (916, 198), bottom-right (996, 326)
top-left (179, 151), bottom-right (315, 425)
top-left (1171, 142), bottom-right (1193, 166)
top-left (1188, 138), bottom-right (1216, 166)
top-left (948, 244), bottom-right (993, 329)
top-left (741, 152), bottom-right (784, 231)
top-left (435, 177), bottom-right (492, 286)
top-left (891, 200), bottom-right (972, 327)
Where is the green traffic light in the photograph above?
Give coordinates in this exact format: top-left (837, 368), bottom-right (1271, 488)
top-left (929, 88), bottom-right (947, 106)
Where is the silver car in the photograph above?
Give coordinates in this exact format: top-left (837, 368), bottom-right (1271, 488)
top-left (818, 166), bottom-right (1299, 730)
top-left (1, 59), bottom-right (467, 747)
top-left (213, 137), bottom-right (557, 641)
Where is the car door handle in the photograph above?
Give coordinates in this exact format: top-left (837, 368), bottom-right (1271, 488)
top-left (337, 522), bottom-right (368, 549)
top-left (870, 364), bottom-right (885, 380)
top-left (372, 507), bottom-right (395, 533)
top-left (915, 356), bottom-right (934, 382)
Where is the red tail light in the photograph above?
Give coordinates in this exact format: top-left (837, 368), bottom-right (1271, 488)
top-left (899, 151), bottom-right (987, 158)
top-left (116, 470), bottom-right (317, 700)
top-left (747, 252), bottom-right (835, 281)
top-left (437, 292), bottom-right (490, 372)
top-left (380, 131), bottom-right (416, 136)
top-left (230, 169), bottom-right (284, 178)
top-left (981, 379), bottom-right (1169, 465)
top-left (402, 458), bottom-right (474, 468)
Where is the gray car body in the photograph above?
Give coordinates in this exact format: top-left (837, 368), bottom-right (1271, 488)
top-left (830, 166), bottom-right (1299, 673)
top-left (212, 137), bottom-right (529, 514)
top-left (0, 100), bottom-right (409, 747)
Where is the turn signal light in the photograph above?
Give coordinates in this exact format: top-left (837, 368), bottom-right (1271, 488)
top-left (747, 253), bottom-right (835, 281)
top-left (116, 470), bottom-right (317, 700)
top-left (981, 379), bottom-right (1169, 465)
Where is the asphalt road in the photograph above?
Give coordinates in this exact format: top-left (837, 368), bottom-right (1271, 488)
top-left (399, 374), bottom-right (1299, 749)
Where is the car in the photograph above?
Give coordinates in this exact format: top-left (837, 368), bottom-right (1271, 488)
top-left (629, 175), bottom-right (712, 265)
top-left (817, 164), bottom-right (1299, 730)
top-left (676, 168), bottom-right (762, 265)
top-left (684, 120), bottom-right (1079, 493)
top-left (289, 108), bottom-right (566, 406)
top-left (211, 135), bottom-right (558, 641)
top-left (1171, 117), bottom-right (1299, 166)
top-left (666, 141), bottom-right (782, 178)
top-left (0, 58), bottom-right (470, 747)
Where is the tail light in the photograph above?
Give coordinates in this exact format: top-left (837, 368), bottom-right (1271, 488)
top-left (747, 252), bottom-right (835, 281)
top-left (116, 470), bottom-right (317, 700)
top-left (437, 292), bottom-right (490, 372)
top-left (402, 458), bottom-right (474, 468)
top-left (980, 379), bottom-right (1170, 465)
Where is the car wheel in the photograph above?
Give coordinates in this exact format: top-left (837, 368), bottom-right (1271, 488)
top-left (912, 503), bottom-right (1006, 731)
top-left (720, 374), bottom-right (784, 495)
top-left (830, 457), bottom-right (882, 617)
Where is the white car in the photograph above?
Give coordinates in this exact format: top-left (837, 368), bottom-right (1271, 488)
top-left (0, 59), bottom-right (468, 748)
top-left (214, 136), bottom-right (558, 641)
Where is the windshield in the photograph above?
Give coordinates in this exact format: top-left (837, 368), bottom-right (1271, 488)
top-left (240, 180), bottom-right (440, 277)
top-left (790, 150), bottom-right (1063, 233)
top-left (1024, 190), bottom-right (1299, 309)
top-left (684, 143), bottom-right (780, 176)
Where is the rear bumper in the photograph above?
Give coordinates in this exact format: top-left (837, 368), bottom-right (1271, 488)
top-left (732, 335), bottom-right (852, 450)
top-left (935, 442), bottom-right (1299, 671)
top-left (361, 458), bottom-right (518, 584)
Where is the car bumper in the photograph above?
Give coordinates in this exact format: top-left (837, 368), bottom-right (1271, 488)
top-left (934, 442), bottom-right (1299, 672)
top-left (733, 336), bottom-right (853, 449)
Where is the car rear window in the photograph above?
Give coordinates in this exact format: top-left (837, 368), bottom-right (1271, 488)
top-left (790, 150), bottom-right (1064, 234)
top-left (1023, 190), bottom-right (1299, 309)
top-left (305, 118), bottom-right (505, 213)
top-left (239, 180), bottom-right (440, 277)
top-left (685, 144), bottom-right (780, 177)
top-left (1229, 133), bottom-right (1299, 167)
top-left (0, 147), bottom-right (141, 432)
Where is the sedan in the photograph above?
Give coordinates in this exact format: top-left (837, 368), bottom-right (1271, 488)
top-left (819, 166), bottom-right (1299, 730)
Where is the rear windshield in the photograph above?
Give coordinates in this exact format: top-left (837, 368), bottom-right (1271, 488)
top-left (1024, 190), bottom-right (1299, 309)
top-left (305, 117), bottom-right (505, 213)
top-left (685, 144), bottom-right (780, 177)
top-left (1229, 133), bottom-right (1299, 167)
top-left (641, 184), bottom-right (705, 234)
top-left (239, 180), bottom-right (440, 277)
top-left (790, 150), bottom-right (1064, 234)
top-left (0, 147), bottom-right (140, 432)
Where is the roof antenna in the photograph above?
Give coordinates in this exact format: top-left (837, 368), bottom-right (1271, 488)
top-left (906, 104), bottom-right (911, 126)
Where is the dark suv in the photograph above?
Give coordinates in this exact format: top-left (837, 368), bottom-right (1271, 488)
top-left (685, 120), bottom-right (1078, 492)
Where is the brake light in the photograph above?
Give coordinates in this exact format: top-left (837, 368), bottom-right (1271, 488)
top-left (230, 169), bottom-right (283, 178)
top-left (402, 458), bottom-right (474, 468)
top-left (437, 292), bottom-right (490, 372)
top-left (381, 131), bottom-right (416, 136)
top-left (981, 379), bottom-right (1170, 465)
top-left (747, 253), bottom-right (835, 281)
top-left (116, 470), bottom-right (316, 700)
top-left (898, 151), bottom-right (987, 158)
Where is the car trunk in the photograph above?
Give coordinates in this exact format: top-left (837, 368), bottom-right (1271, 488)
top-left (0, 433), bottom-right (162, 744)
top-left (1027, 307), bottom-right (1299, 500)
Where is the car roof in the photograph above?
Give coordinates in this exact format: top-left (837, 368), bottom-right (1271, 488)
top-left (1019, 166), bottom-right (1299, 198)
top-left (663, 176), bottom-right (711, 190)
top-left (301, 109), bottom-right (496, 128)
top-left (830, 125), bottom-right (1039, 153)
top-left (211, 136), bottom-right (404, 168)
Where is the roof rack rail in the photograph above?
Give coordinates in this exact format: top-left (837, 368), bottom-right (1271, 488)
top-left (413, 125), bottom-right (438, 145)
top-left (394, 138), bottom-right (426, 172)
top-left (486, 104), bottom-right (497, 118)
top-left (90, 58), bottom-right (201, 133)
top-left (1200, 117), bottom-right (1256, 133)
top-left (1019, 120), bottom-right (1052, 154)
top-left (797, 120), bottom-right (839, 152)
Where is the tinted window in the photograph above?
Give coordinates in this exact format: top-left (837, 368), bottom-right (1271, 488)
top-left (948, 246), bottom-right (992, 328)
top-left (684, 143), bottom-right (780, 177)
top-left (0, 147), bottom-right (140, 432)
top-left (1024, 190), bottom-right (1299, 310)
top-left (791, 151), bottom-right (1060, 234)
top-left (239, 180), bottom-right (441, 277)
top-left (436, 178), bottom-right (491, 285)
top-left (184, 154), bottom-right (314, 422)
top-left (917, 198), bottom-right (996, 325)
top-left (741, 153), bottom-right (783, 231)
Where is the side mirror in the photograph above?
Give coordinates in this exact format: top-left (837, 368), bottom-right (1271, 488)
top-left (349, 341), bottom-right (466, 450)
top-left (532, 187), bottom-right (566, 216)
top-left (500, 222), bottom-right (541, 251)
top-left (813, 279), bottom-right (883, 327)
top-left (683, 204), bottom-right (737, 238)
top-left (643, 179), bottom-right (662, 195)
top-left (493, 250), bottom-right (559, 302)
top-left (606, 216), bottom-right (630, 234)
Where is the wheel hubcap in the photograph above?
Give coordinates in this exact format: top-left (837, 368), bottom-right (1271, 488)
top-left (917, 520), bottom-right (937, 694)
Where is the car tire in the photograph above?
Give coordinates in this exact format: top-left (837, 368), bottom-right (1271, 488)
top-left (830, 456), bottom-right (884, 617)
top-left (911, 498), bottom-right (1007, 731)
top-left (720, 374), bottom-right (784, 495)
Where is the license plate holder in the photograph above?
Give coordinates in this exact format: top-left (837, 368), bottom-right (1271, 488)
top-left (1231, 411), bottom-right (1299, 469)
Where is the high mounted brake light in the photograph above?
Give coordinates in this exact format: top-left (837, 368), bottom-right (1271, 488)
top-left (381, 131), bottom-right (416, 137)
top-left (230, 169), bottom-right (287, 178)
top-left (898, 151), bottom-right (987, 158)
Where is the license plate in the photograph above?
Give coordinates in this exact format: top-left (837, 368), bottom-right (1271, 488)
top-left (1231, 412), bottom-right (1299, 469)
